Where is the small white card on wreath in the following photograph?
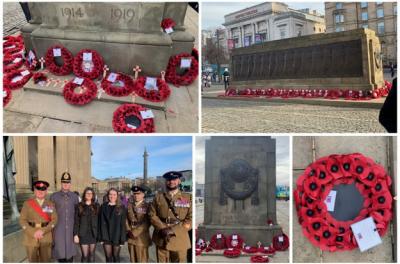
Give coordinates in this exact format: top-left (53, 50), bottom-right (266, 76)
top-left (11, 76), bottom-right (23, 83)
top-left (6, 45), bottom-right (16, 49)
top-left (53, 48), bottom-right (62, 57)
top-left (324, 190), bottom-right (337, 212)
top-left (351, 216), bottom-right (382, 252)
top-left (73, 77), bottom-right (84, 85)
top-left (144, 77), bottom-right (158, 90)
top-left (165, 27), bottom-right (174, 34)
top-left (232, 235), bottom-right (238, 240)
top-left (20, 70), bottom-right (30, 77)
top-left (217, 234), bottom-right (222, 239)
top-left (127, 124), bottom-right (137, 129)
top-left (13, 57), bottom-right (22, 63)
top-left (83, 52), bottom-right (92, 61)
top-left (140, 110), bottom-right (154, 119)
top-left (107, 72), bottom-right (118, 83)
top-left (3, 91), bottom-right (8, 98)
top-left (180, 58), bottom-right (192, 69)
top-left (278, 236), bottom-right (284, 242)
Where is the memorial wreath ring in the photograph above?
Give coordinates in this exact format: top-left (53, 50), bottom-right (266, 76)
top-left (3, 54), bottom-right (24, 73)
top-left (210, 233), bottom-right (227, 249)
top-left (250, 255), bottom-right (270, 263)
top-left (242, 246), bottom-right (258, 254)
top-left (112, 103), bottom-right (155, 133)
top-left (223, 248), bottom-right (241, 258)
top-left (133, 76), bottom-right (171, 102)
top-left (165, 53), bottom-right (198, 87)
top-left (101, 72), bottom-right (135, 97)
top-left (272, 233), bottom-right (289, 251)
top-left (73, 49), bottom-right (104, 79)
top-left (226, 234), bottom-right (244, 249)
top-left (45, 45), bottom-right (73, 75)
top-left (4, 69), bottom-right (32, 90)
top-left (63, 77), bottom-right (97, 105)
top-left (294, 153), bottom-right (393, 252)
top-left (161, 18), bottom-right (176, 31)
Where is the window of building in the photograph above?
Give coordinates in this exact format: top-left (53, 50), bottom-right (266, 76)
top-left (336, 3), bottom-right (343, 9)
top-left (376, 2), bottom-right (383, 5)
top-left (280, 28), bottom-right (286, 38)
top-left (360, 2), bottom-right (368, 8)
top-left (361, 24), bottom-right (368, 29)
top-left (361, 12), bottom-right (368, 21)
top-left (335, 26), bottom-right (344, 32)
top-left (394, 5), bottom-right (397, 15)
top-left (335, 14), bottom-right (344, 23)
top-left (377, 8), bottom-right (384, 18)
top-left (377, 21), bottom-right (385, 34)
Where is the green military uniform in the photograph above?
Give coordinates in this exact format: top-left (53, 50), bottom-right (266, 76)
top-left (19, 181), bottom-right (58, 262)
top-left (149, 176), bottom-right (192, 263)
top-left (126, 198), bottom-right (152, 262)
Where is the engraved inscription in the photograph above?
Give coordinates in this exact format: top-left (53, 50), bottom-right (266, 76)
top-left (61, 8), bottom-right (84, 18)
top-left (110, 8), bottom-right (135, 22)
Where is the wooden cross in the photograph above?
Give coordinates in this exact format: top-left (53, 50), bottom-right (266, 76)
top-left (102, 65), bottom-right (109, 79)
top-left (97, 89), bottom-right (104, 99)
top-left (161, 71), bottom-right (166, 81)
top-left (133, 65), bottom-right (142, 80)
top-left (257, 241), bottom-right (262, 248)
top-left (39, 57), bottom-right (45, 70)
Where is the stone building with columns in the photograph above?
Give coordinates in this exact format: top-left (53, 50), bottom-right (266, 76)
top-left (11, 136), bottom-right (92, 194)
top-left (224, 2), bottom-right (325, 49)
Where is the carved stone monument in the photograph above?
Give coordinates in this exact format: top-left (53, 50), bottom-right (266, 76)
top-left (230, 28), bottom-right (384, 90)
top-left (21, 2), bottom-right (195, 76)
top-left (198, 136), bottom-right (282, 245)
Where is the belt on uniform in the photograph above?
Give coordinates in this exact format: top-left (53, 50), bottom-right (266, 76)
top-left (28, 222), bottom-right (49, 228)
top-left (130, 220), bottom-right (144, 227)
top-left (160, 218), bottom-right (180, 225)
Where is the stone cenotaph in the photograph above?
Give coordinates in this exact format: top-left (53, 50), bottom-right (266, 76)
top-left (198, 136), bottom-right (282, 245)
top-left (21, 2), bottom-right (195, 76)
top-left (230, 28), bottom-right (384, 91)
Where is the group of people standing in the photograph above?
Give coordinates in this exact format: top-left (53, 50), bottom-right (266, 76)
top-left (19, 171), bottom-right (192, 263)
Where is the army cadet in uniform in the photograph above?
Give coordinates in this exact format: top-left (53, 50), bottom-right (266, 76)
top-left (19, 180), bottom-right (58, 262)
top-left (149, 171), bottom-right (192, 263)
top-left (126, 185), bottom-right (151, 263)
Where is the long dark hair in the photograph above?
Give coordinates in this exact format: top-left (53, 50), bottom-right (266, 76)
top-left (78, 187), bottom-right (98, 216)
top-left (107, 187), bottom-right (123, 215)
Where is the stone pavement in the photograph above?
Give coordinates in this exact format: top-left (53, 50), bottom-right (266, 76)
top-left (3, 5), bottom-right (199, 133)
top-left (195, 200), bottom-right (289, 263)
top-left (292, 136), bottom-right (396, 263)
top-left (202, 98), bottom-right (386, 133)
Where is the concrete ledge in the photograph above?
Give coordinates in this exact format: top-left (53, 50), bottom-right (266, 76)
top-left (202, 95), bottom-right (385, 109)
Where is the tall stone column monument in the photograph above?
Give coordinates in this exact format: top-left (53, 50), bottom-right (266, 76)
top-left (198, 136), bottom-right (282, 245)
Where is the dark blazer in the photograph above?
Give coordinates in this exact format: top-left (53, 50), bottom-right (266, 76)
top-left (73, 203), bottom-right (99, 240)
top-left (98, 203), bottom-right (127, 245)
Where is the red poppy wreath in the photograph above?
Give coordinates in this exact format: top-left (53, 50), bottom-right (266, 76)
top-left (45, 45), bottom-right (73, 75)
top-left (63, 77), bottom-right (97, 105)
top-left (226, 234), bottom-right (244, 249)
top-left (250, 255), bottom-right (270, 263)
top-left (223, 248), bottom-right (241, 258)
top-left (101, 72), bottom-right (135, 97)
top-left (272, 233), bottom-right (289, 251)
top-left (294, 153), bottom-right (393, 252)
top-left (3, 69), bottom-right (32, 90)
top-left (3, 54), bottom-right (24, 73)
top-left (3, 42), bottom-right (24, 57)
top-left (112, 103), bottom-right (155, 133)
top-left (258, 246), bottom-right (276, 255)
top-left (242, 245), bottom-right (258, 254)
top-left (133, 76), bottom-right (171, 102)
top-left (3, 86), bottom-right (12, 107)
top-left (73, 49), bottom-right (104, 79)
top-left (210, 233), bottom-right (227, 249)
top-left (165, 53), bottom-right (198, 87)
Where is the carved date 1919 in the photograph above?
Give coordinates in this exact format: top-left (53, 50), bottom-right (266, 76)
top-left (111, 8), bottom-right (135, 22)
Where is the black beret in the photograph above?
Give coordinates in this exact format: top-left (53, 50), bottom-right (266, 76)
top-left (131, 185), bottom-right (145, 193)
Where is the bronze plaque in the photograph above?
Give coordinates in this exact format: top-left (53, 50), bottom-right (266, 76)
top-left (231, 39), bottom-right (363, 80)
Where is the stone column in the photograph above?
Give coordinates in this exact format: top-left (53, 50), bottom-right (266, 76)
top-left (12, 137), bottom-right (31, 192)
top-left (55, 136), bottom-right (69, 191)
top-left (252, 22), bottom-right (256, 44)
top-left (240, 25), bottom-right (244, 47)
top-left (38, 137), bottom-right (55, 192)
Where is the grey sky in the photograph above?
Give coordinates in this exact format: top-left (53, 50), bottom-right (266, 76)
top-left (195, 136), bottom-right (290, 186)
top-left (202, 2), bottom-right (325, 30)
